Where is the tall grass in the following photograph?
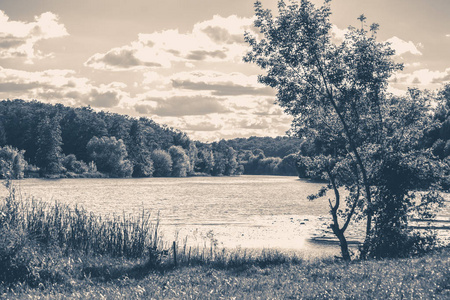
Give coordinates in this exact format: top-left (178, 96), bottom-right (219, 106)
top-left (1, 182), bottom-right (160, 259)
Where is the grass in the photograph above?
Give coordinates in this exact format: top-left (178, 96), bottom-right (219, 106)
top-left (1, 248), bottom-right (449, 299)
top-left (1, 180), bottom-right (449, 299)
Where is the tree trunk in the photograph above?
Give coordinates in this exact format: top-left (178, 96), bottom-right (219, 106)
top-left (336, 230), bottom-right (351, 261)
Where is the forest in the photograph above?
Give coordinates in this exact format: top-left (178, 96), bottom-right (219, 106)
top-left (0, 99), bottom-right (300, 179)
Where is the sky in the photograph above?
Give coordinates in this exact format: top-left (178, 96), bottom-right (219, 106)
top-left (0, 0), bottom-right (449, 142)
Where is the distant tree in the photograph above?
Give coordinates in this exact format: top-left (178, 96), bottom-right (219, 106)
top-left (195, 146), bottom-right (214, 174)
top-left (277, 153), bottom-right (299, 176)
top-left (0, 118), bottom-right (7, 147)
top-left (169, 145), bottom-right (190, 177)
top-left (0, 145), bottom-right (27, 179)
top-left (226, 136), bottom-right (302, 158)
top-left (151, 149), bottom-right (173, 177)
top-left (86, 136), bottom-right (133, 177)
top-left (258, 157), bottom-right (282, 174)
top-left (245, 0), bottom-right (444, 259)
top-left (186, 141), bottom-right (198, 175)
top-left (242, 149), bottom-right (265, 175)
top-left (211, 141), bottom-right (239, 176)
top-left (62, 154), bottom-right (89, 174)
top-left (128, 120), bottom-right (154, 177)
top-left (60, 107), bottom-right (108, 163)
top-left (35, 115), bottom-right (64, 176)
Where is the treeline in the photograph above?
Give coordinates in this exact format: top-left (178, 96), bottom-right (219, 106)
top-left (0, 100), bottom-right (300, 179)
top-left (224, 136), bottom-right (301, 158)
top-left (0, 100), bottom-right (244, 178)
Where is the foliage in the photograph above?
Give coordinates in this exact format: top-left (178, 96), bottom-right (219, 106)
top-left (277, 153), bottom-right (299, 176)
top-left (0, 100), bottom-right (265, 178)
top-left (127, 120), bottom-right (154, 177)
top-left (0, 146), bottom-right (27, 179)
top-left (151, 149), bottom-right (173, 177)
top-left (245, 0), bottom-right (445, 259)
top-left (62, 154), bottom-right (89, 174)
top-left (194, 146), bottom-right (215, 174)
top-left (211, 141), bottom-right (240, 176)
top-left (168, 145), bottom-right (190, 177)
top-left (35, 115), bottom-right (64, 176)
top-left (224, 136), bottom-right (302, 158)
top-left (86, 136), bottom-right (133, 178)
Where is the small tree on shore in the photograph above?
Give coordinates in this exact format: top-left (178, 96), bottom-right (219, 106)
top-left (86, 136), bottom-right (133, 178)
top-left (0, 146), bottom-right (27, 179)
top-left (151, 149), bottom-right (173, 177)
top-left (245, 0), bottom-right (444, 259)
top-left (169, 146), bottom-right (189, 177)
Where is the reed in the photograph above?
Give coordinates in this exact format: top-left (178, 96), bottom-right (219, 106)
top-left (1, 183), bottom-right (160, 259)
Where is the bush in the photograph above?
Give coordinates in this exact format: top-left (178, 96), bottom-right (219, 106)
top-left (62, 154), bottom-right (89, 174)
top-left (0, 145), bottom-right (27, 179)
top-left (151, 150), bottom-right (172, 177)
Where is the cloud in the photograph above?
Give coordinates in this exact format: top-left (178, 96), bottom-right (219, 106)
top-left (238, 119), bottom-right (271, 130)
top-left (331, 25), bottom-right (349, 41)
top-left (135, 95), bottom-right (229, 116)
top-left (185, 49), bottom-right (227, 61)
top-left (386, 36), bottom-right (422, 56)
top-left (0, 10), bottom-right (68, 62)
top-left (85, 89), bottom-right (121, 108)
top-left (85, 46), bottom-right (163, 71)
top-left (0, 66), bottom-right (127, 108)
top-left (446, 34), bottom-right (450, 38)
top-left (85, 15), bottom-right (255, 71)
top-left (182, 120), bottom-right (223, 132)
top-left (390, 68), bottom-right (450, 89)
top-left (170, 70), bottom-right (275, 96)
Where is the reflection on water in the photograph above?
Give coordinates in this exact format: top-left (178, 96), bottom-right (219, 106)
top-left (5, 175), bottom-right (450, 258)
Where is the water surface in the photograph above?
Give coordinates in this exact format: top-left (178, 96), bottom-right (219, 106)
top-left (6, 175), bottom-right (449, 258)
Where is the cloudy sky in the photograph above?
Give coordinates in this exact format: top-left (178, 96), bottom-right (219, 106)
top-left (0, 0), bottom-right (449, 141)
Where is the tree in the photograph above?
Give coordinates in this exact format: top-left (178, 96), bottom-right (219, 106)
top-left (86, 136), bottom-right (133, 177)
top-left (245, 0), bottom-right (443, 259)
top-left (277, 153), bottom-right (299, 176)
top-left (128, 120), bottom-right (154, 177)
top-left (62, 154), bottom-right (89, 174)
top-left (186, 141), bottom-right (198, 175)
top-left (0, 146), bottom-right (27, 179)
top-left (151, 149), bottom-right (173, 177)
top-left (211, 141), bottom-right (239, 176)
top-left (35, 115), bottom-right (64, 176)
top-left (195, 146), bottom-right (215, 174)
top-left (168, 145), bottom-right (189, 177)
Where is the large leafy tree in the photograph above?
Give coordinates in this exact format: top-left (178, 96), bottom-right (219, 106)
top-left (86, 136), bottom-right (133, 178)
top-left (245, 0), bottom-right (444, 259)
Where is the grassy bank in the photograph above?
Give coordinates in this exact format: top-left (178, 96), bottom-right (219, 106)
top-left (1, 248), bottom-right (448, 299)
top-left (1, 183), bottom-right (449, 299)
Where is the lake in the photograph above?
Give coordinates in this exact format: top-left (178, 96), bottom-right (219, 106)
top-left (5, 175), bottom-right (450, 258)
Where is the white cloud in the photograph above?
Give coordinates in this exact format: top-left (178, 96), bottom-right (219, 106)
top-left (390, 68), bottom-right (450, 90)
top-left (0, 10), bottom-right (68, 62)
top-left (331, 25), bottom-right (348, 41)
top-left (170, 70), bottom-right (274, 96)
top-left (386, 36), bottom-right (422, 56)
top-left (84, 15), bottom-right (255, 71)
top-left (0, 66), bottom-right (129, 108)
